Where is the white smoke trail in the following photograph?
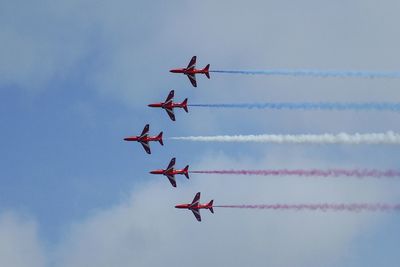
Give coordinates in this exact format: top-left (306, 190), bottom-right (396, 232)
top-left (191, 169), bottom-right (400, 178)
top-left (211, 69), bottom-right (400, 78)
top-left (189, 103), bottom-right (400, 112)
top-left (171, 131), bottom-right (400, 145)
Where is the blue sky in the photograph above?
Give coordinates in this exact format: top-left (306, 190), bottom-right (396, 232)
top-left (1, 1), bottom-right (400, 266)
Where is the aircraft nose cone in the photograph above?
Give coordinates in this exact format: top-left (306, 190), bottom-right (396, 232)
top-left (123, 137), bottom-right (129, 141)
top-left (149, 170), bottom-right (156, 174)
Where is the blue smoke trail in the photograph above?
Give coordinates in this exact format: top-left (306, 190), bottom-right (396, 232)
top-left (189, 103), bottom-right (400, 112)
top-left (210, 69), bottom-right (400, 78)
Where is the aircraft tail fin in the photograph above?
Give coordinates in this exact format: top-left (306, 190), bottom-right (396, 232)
top-left (183, 165), bottom-right (189, 179)
top-left (182, 98), bottom-right (188, 113)
top-left (204, 64), bottom-right (210, 79)
top-left (157, 132), bottom-right (164, 146)
top-left (208, 200), bottom-right (214, 213)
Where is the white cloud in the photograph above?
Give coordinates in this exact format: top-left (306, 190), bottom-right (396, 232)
top-left (0, 150), bottom-right (397, 267)
top-left (52, 151), bottom-right (397, 267)
top-left (0, 0), bottom-right (95, 90)
top-left (2, 1), bottom-right (400, 267)
top-left (0, 212), bottom-right (46, 267)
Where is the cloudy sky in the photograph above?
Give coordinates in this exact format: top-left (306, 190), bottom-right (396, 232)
top-left (1, 1), bottom-right (400, 266)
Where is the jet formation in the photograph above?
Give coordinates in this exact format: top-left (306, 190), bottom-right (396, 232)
top-left (125, 57), bottom-right (214, 221)
top-left (125, 56), bottom-right (399, 222)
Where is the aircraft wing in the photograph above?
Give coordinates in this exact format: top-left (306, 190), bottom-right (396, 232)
top-left (187, 74), bottom-right (197, 87)
top-left (140, 124), bottom-right (150, 138)
top-left (140, 141), bottom-right (151, 154)
top-left (186, 56), bottom-right (196, 70)
top-left (191, 208), bottom-right (201, 222)
top-left (166, 157), bottom-right (176, 171)
top-left (165, 90), bottom-right (174, 103)
top-left (166, 174), bottom-right (177, 187)
top-left (165, 108), bottom-right (176, 121)
top-left (191, 192), bottom-right (201, 206)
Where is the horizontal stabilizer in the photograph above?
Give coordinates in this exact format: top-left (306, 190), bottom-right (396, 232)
top-left (208, 200), bottom-right (214, 213)
top-left (183, 165), bottom-right (189, 179)
top-left (182, 99), bottom-right (188, 113)
top-left (204, 64), bottom-right (210, 79)
top-left (157, 132), bottom-right (164, 146)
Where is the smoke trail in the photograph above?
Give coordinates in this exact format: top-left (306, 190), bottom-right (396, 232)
top-left (190, 169), bottom-right (400, 178)
top-left (211, 69), bottom-right (400, 78)
top-left (189, 103), bottom-right (400, 112)
top-left (171, 131), bottom-right (400, 145)
top-left (214, 204), bottom-right (400, 212)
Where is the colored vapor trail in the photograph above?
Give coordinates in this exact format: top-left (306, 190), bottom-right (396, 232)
top-left (171, 131), bottom-right (400, 145)
top-left (189, 102), bottom-right (400, 112)
top-left (190, 169), bottom-right (400, 178)
top-left (214, 204), bottom-right (400, 212)
top-left (210, 69), bottom-right (400, 78)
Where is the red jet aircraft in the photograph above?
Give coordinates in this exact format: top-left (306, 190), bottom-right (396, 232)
top-left (170, 56), bottom-right (210, 87)
top-left (123, 124), bottom-right (163, 154)
top-left (175, 192), bottom-right (214, 222)
top-left (149, 157), bottom-right (189, 187)
top-left (148, 90), bottom-right (188, 121)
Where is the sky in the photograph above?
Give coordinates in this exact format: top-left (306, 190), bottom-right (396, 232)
top-left (1, 0), bottom-right (400, 266)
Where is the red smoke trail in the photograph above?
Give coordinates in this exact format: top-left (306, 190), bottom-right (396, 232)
top-left (214, 204), bottom-right (400, 212)
top-left (190, 169), bottom-right (400, 178)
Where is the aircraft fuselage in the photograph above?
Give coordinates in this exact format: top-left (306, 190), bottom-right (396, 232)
top-left (175, 203), bottom-right (212, 210)
top-left (148, 102), bottom-right (186, 109)
top-left (170, 68), bottom-right (209, 75)
top-left (150, 169), bottom-right (188, 176)
top-left (123, 136), bottom-right (161, 142)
